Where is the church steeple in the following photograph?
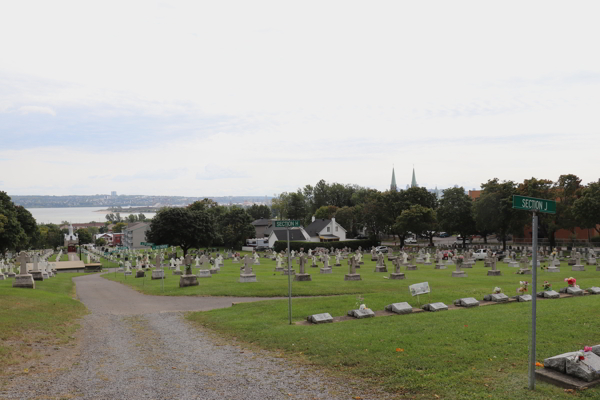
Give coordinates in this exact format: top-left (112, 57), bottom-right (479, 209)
top-left (411, 167), bottom-right (418, 188)
top-left (390, 167), bottom-right (397, 191)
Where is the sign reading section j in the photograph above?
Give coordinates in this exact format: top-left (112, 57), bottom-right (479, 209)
top-left (275, 220), bottom-right (301, 228)
top-left (512, 195), bottom-right (556, 214)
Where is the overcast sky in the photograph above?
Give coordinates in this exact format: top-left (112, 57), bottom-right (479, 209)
top-left (1, 0), bottom-right (599, 197)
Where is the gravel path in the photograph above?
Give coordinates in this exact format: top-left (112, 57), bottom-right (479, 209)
top-left (1, 272), bottom-right (396, 400)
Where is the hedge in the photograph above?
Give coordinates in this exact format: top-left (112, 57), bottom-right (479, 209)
top-left (591, 236), bottom-right (600, 243)
top-left (273, 239), bottom-right (378, 253)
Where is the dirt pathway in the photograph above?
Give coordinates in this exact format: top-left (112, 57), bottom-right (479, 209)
top-left (1, 273), bottom-right (395, 400)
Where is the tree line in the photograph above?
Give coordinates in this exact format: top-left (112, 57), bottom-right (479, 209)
top-left (271, 175), bottom-right (600, 249)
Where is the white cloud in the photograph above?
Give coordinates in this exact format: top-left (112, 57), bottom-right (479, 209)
top-left (0, 0), bottom-right (599, 196)
top-left (17, 105), bottom-right (56, 116)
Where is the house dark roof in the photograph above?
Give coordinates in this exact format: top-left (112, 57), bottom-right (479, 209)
top-left (271, 229), bottom-right (306, 241)
top-left (305, 219), bottom-right (331, 237)
top-left (251, 218), bottom-right (272, 226)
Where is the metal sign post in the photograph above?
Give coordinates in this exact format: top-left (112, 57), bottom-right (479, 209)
top-left (275, 220), bottom-right (300, 325)
top-left (512, 195), bottom-right (555, 390)
top-left (287, 227), bottom-right (292, 325)
top-left (529, 212), bottom-right (538, 390)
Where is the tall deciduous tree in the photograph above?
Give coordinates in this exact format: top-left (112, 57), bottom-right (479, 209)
top-left (394, 205), bottom-right (436, 246)
top-left (76, 228), bottom-right (93, 244)
top-left (473, 179), bottom-right (525, 250)
top-left (220, 207), bottom-right (255, 249)
top-left (314, 205), bottom-right (338, 220)
top-left (573, 179), bottom-right (600, 235)
top-left (247, 204), bottom-right (271, 220)
top-left (0, 191), bottom-right (26, 256)
top-left (14, 205), bottom-right (39, 251)
top-left (146, 207), bottom-right (216, 256)
top-left (437, 187), bottom-right (476, 248)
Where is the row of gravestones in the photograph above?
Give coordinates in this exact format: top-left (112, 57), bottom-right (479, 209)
top-left (3, 250), bottom-right (57, 289)
top-left (307, 286), bottom-right (600, 324)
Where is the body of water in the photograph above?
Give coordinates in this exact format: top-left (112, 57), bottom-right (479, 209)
top-left (26, 207), bottom-right (156, 224)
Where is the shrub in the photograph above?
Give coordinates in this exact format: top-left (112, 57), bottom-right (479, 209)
top-left (590, 236), bottom-right (600, 243)
top-left (273, 239), bottom-right (377, 253)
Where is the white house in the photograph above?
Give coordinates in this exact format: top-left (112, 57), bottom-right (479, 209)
top-left (304, 217), bottom-right (347, 242)
top-left (267, 228), bottom-right (310, 248)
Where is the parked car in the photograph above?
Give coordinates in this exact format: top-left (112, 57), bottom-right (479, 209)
top-left (375, 246), bottom-right (389, 253)
top-left (438, 232), bottom-right (450, 238)
top-left (355, 234), bottom-right (368, 239)
top-left (473, 249), bottom-right (506, 260)
top-left (405, 237), bottom-right (417, 244)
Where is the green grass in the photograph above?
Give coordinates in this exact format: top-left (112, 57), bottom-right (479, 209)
top-left (188, 294), bottom-right (600, 400)
top-left (47, 254), bottom-right (69, 261)
top-left (0, 273), bottom-right (88, 374)
top-left (101, 253), bottom-right (600, 398)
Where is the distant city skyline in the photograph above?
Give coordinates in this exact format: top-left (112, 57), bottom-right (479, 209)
top-left (1, 1), bottom-right (599, 196)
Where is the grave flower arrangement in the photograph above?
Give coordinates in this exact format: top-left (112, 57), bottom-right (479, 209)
top-left (564, 277), bottom-right (579, 289)
top-left (493, 287), bottom-right (502, 294)
top-left (456, 255), bottom-right (464, 266)
top-left (355, 295), bottom-right (366, 310)
top-left (517, 281), bottom-right (529, 294)
top-left (542, 281), bottom-right (552, 291)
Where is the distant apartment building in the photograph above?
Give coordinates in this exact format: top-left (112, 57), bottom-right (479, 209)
top-left (122, 222), bottom-right (151, 249)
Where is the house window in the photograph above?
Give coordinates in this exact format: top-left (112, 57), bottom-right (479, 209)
top-left (327, 227), bottom-right (330, 232)
top-left (336, 226), bottom-right (338, 232)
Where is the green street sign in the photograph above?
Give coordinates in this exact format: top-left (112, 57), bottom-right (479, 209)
top-left (140, 242), bottom-right (154, 246)
top-left (512, 195), bottom-right (556, 214)
top-left (152, 244), bottom-right (168, 250)
top-left (275, 220), bottom-right (301, 228)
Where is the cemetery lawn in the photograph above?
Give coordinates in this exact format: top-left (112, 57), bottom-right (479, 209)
top-left (188, 293), bottom-right (600, 400)
top-left (180, 257), bottom-right (600, 399)
top-left (47, 253), bottom-right (69, 262)
top-left (0, 274), bottom-right (88, 376)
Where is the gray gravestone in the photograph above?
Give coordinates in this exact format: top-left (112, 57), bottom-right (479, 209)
top-left (454, 297), bottom-right (479, 307)
top-left (347, 308), bottom-right (375, 319)
top-left (385, 302), bottom-right (413, 314)
top-left (307, 313), bottom-right (333, 324)
top-left (517, 294), bottom-right (532, 302)
top-left (566, 353), bottom-right (600, 382)
top-left (422, 302), bottom-right (448, 312)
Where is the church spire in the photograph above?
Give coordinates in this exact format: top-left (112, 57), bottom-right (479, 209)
top-left (390, 166), bottom-right (397, 191)
top-left (411, 167), bottom-right (418, 188)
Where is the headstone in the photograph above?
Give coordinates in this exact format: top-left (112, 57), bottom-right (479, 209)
top-left (421, 302), bottom-right (448, 312)
top-left (239, 255), bottom-right (257, 283)
top-left (517, 294), bottom-right (532, 302)
top-left (294, 255), bottom-right (312, 281)
top-left (374, 253), bottom-right (388, 272)
top-left (565, 353), bottom-right (600, 382)
top-left (31, 254), bottom-right (44, 281)
top-left (344, 254), bottom-right (361, 281)
top-left (487, 256), bottom-right (501, 276)
top-left (536, 290), bottom-right (560, 299)
top-left (453, 297), bottom-right (480, 307)
top-left (179, 255), bottom-right (199, 287)
top-left (544, 352), bottom-right (578, 373)
top-left (385, 302), bottom-right (413, 314)
top-left (566, 286), bottom-right (584, 296)
top-left (347, 308), bottom-right (375, 319)
top-left (389, 258), bottom-right (405, 280)
top-left (586, 287), bottom-right (600, 295)
top-left (307, 313), bottom-right (333, 324)
top-left (12, 252), bottom-right (35, 289)
top-left (151, 254), bottom-right (165, 280)
top-left (320, 255), bottom-right (332, 274)
top-left (483, 293), bottom-right (509, 302)
top-left (451, 258), bottom-right (467, 277)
